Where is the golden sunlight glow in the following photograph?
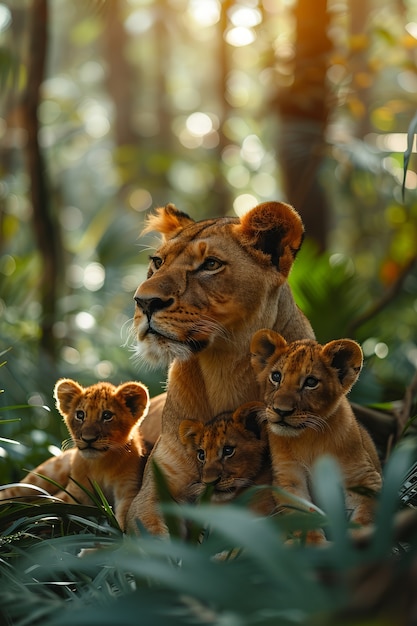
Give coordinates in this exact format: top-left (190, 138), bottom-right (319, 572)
top-left (187, 0), bottom-right (221, 27)
top-left (225, 26), bottom-right (256, 47)
top-left (229, 5), bottom-right (262, 28)
top-left (186, 112), bottom-right (214, 136)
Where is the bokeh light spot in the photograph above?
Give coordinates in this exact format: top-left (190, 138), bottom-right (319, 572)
top-left (186, 112), bottom-right (214, 137)
top-left (83, 263), bottom-right (105, 291)
top-left (129, 188), bottom-right (152, 212)
top-left (225, 26), bottom-right (256, 47)
top-left (233, 193), bottom-right (258, 216)
top-left (95, 360), bottom-right (114, 378)
top-left (187, 0), bottom-right (221, 27)
top-left (75, 311), bottom-right (95, 330)
top-left (0, 4), bottom-right (12, 32)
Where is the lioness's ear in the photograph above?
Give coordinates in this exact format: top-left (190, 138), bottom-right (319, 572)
top-left (250, 329), bottom-right (287, 374)
top-left (54, 378), bottom-right (84, 416)
top-left (235, 201), bottom-right (304, 275)
top-left (179, 420), bottom-right (204, 448)
top-left (233, 401), bottom-right (266, 440)
top-left (322, 339), bottom-right (363, 393)
top-left (114, 382), bottom-right (150, 423)
top-left (142, 203), bottom-right (195, 240)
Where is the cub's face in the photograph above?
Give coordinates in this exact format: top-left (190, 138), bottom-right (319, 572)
top-left (250, 330), bottom-right (363, 438)
top-left (179, 403), bottom-right (267, 502)
top-left (54, 379), bottom-right (149, 458)
top-left (133, 202), bottom-right (304, 366)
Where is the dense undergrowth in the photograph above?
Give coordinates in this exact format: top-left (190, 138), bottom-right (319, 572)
top-left (1, 439), bottom-right (417, 626)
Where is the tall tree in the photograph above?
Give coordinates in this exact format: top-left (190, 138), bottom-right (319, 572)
top-left (275, 0), bottom-right (332, 250)
top-left (21, 0), bottom-right (61, 358)
top-left (103, 0), bottom-right (139, 147)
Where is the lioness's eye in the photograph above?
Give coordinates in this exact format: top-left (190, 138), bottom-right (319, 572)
top-left (150, 256), bottom-right (163, 270)
top-left (102, 410), bottom-right (114, 421)
top-left (304, 376), bottom-right (319, 389)
top-left (197, 449), bottom-right (205, 462)
top-left (223, 446), bottom-right (235, 458)
top-left (270, 371), bottom-right (281, 385)
top-left (200, 257), bottom-right (223, 272)
top-left (75, 410), bottom-right (84, 421)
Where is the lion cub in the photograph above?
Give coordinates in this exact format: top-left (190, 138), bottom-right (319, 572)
top-left (250, 330), bottom-right (382, 543)
top-left (1, 379), bottom-right (150, 531)
top-left (179, 403), bottom-right (275, 516)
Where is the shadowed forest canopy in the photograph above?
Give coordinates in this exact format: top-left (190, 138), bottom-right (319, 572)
top-left (0, 0), bottom-right (416, 473)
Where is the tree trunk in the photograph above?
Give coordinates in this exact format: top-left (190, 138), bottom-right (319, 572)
top-left (275, 0), bottom-right (332, 250)
top-left (103, 0), bottom-right (139, 147)
top-left (21, 0), bottom-right (60, 358)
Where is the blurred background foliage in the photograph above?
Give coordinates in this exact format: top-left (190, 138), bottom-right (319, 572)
top-left (0, 0), bottom-right (416, 481)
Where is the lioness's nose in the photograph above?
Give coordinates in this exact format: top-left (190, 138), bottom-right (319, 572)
top-left (134, 296), bottom-right (173, 317)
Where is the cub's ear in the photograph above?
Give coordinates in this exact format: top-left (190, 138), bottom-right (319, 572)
top-left (114, 382), bottom-right (150, 423)
top-left (250, 329), bottom-right (287, 374)
top-left (232, 401), bottom-right (266, 440)
top-left (235, 201), bottom-right (304, 275)
top-left (54, 378), bottom-right (84, 416)
top-left (322, 339), bottom-right (363, 393)
top-left (179, 419), bottom-right (204, 448)
top-left (142, 203), bottom-right (195, 240)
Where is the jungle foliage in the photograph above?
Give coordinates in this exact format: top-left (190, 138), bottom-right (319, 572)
top-left (1, 1), bottom-right (417, 624)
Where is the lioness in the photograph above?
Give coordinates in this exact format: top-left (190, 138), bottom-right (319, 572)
top-left (127, 201), bottom-right (314, 535)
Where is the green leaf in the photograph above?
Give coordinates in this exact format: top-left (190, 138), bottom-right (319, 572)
top-left (312, 456), bottom-right (349, 556)
top-left (402, 111), bottom-right (417, 202)
top-left (372, 439), bottom-right (415, 554)
top-left (152, 459), bottom-right (183, 538)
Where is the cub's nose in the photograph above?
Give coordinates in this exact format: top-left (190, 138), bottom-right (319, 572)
top-left (81, 433), bottom-right (99, 444)
top-left (134, 296), bottom-right (173, 317)
top-left (273, 407), bottom-right (295, 419)
top-left (203, 476), bottom-right (221, 487)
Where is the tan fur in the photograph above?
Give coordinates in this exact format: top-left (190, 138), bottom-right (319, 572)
top-left (1, 380), bottom-right (150, 531)
top-left (0, 449), bottom-right (76, 499)
top-left (250, 330), bottom-right (382, 544)
top-left (126, 201), bottom-right (314, 535)
top-left (179, 403), bottom-right (275, 516)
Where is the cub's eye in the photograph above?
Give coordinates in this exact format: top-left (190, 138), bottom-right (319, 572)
top-left (197, 449), bottom-right (205, 462)
top-left (102, 410), bottom-right (114, 421)
top-left (200, 257), bottom-right (223, 272)
top-left (223, 445), bottom-right (235, 458)
top-left (304, 376), bottom-right (319, 389)
top-left (75, 410), bottom-right (85, 421)
top-left (150, 256), bottom-right (163, 270)
top-left (270, 371), bottom-right (281, 385)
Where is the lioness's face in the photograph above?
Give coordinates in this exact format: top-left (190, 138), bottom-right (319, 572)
top-left (133, 202), bottom-right (305, 366)
top-left (134, 223), bottom-right (276, 364)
